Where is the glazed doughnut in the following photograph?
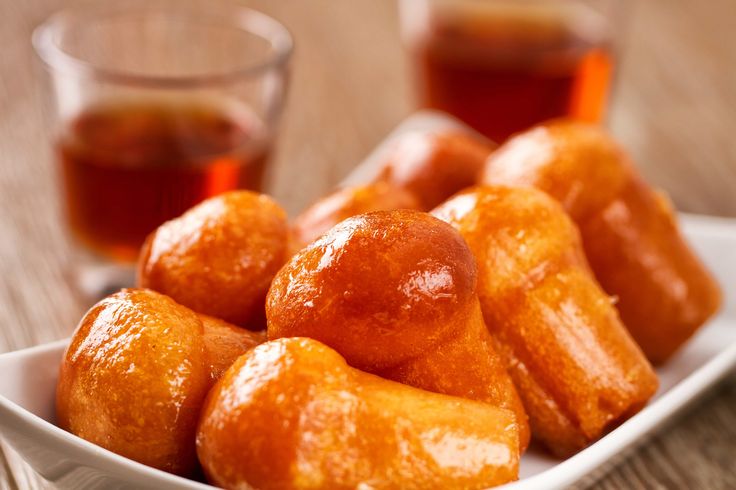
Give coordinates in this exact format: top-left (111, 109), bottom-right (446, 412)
top-left (433, 186), bottom-right (658, 456)
top-left (197, 337), bottom-right (520, 490)
top-left (481, 120), bottom-right (721, 363)
top-left (377, 130), bottom-right (495, 209)
top-left (138, 190), bottom-right (289, 329)
top-left (267, 209), bottom-right (530, 450)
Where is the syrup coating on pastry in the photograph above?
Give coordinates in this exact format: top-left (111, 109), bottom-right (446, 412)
top-left (267, 209), bottom-right (530, 450)
top-left (433, 186), bottom-right (659, 457)
top-left (138, 191), bottom-right (289, 329)
top-left (57, 289), bottom-right (211, 475)
top-left (481, 120), bottom-right (721, 363)
top-left (56, 289), bottom-right (262, 475)
top-left (197, 337), bottom-right (520, 490)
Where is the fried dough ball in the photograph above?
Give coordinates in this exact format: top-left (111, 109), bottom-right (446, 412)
top-left (56, 289), bottom-right (262, 475)
top-left (57, 289), bottom-right (210, 475)
top-left (433, 186), bottom-right (658, 456)
top-left (267, 209), bottom-right (530, 450)
top-left (292, 182), bottom-right (421, 250)
top-left (376, 130), bottom-right (495, 210)
top-left (197, 337), bottom-right (520, 490)
top-left (138, 191), bottom-right (289, 329)
top-left (481, 120), bottom-right (722, 363)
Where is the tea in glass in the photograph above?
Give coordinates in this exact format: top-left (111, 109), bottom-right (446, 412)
top-left (58, 101), bottom-right (271, 261)
top-left (401, 0), bottom-right (618, 142)
top-left (34, 1), bottom-right (292, 296)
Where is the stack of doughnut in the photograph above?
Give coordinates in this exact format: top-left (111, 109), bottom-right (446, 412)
top-left (56, 120), bottom-right (721, 489)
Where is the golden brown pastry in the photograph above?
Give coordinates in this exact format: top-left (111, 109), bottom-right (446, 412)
top-left (292, 181), bottom-right (421, 250)
top-left (267, 209), bottom-right (530, 450)
top-left (376, 130), bottom-right (495, 210)
top-left (56, 289), bottom-right (262, 475)
top-left (481, 120), bottom-right (722, 364)
top-left (433, 186), bottom-right (659, 457)
top-left (197, 337), bottom-right (520, 490)
top-left (138, 191), bottom-right (289, 329)
top-left (199, 314), bottom-right (265, 381)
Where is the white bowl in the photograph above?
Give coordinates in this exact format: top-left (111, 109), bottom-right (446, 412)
top-left (1, 112), bottom-right (735, 489)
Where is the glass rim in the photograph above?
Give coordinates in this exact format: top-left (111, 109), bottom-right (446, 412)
top-left (32, 2), bottom-right (294, 89)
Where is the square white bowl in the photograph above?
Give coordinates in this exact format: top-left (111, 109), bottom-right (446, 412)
top-left (1, 112), bottom-right (734, 489)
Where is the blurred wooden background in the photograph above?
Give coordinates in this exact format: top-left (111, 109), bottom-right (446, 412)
top-left (0, 0), bottom-right (735, 488)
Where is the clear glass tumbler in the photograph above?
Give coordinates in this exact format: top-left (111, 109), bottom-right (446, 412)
top-left (33, 0), bottom-right (292, 297)
top-left (399, 0), bottom-right (623, 143)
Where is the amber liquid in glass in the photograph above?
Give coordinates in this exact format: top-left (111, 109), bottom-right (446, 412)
top-left (57, 102), bottom-right (271, 262)
top-left (412, 8), bottom-right (614, 142)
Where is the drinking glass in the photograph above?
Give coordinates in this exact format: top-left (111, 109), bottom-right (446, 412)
top-left (33, 0), bottom-right (292, 297)
top-left (399, 0), bottom-right (623, 142)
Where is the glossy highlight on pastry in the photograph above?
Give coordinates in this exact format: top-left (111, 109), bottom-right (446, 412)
top-left (433, 186), bottom-right (659, 457)
top-left (197, 337), bottom-right (520, 490)
top-left (267, 209), bottom-right (530, 450)
top-left (481, 120), bottom-right (722, 363)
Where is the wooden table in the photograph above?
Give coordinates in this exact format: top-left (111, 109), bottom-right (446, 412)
top-left (1, 0), bottom-right (735, 488)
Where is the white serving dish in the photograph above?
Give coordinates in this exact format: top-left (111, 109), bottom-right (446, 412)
top-left (1, 111), bottom-right (735, 489)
